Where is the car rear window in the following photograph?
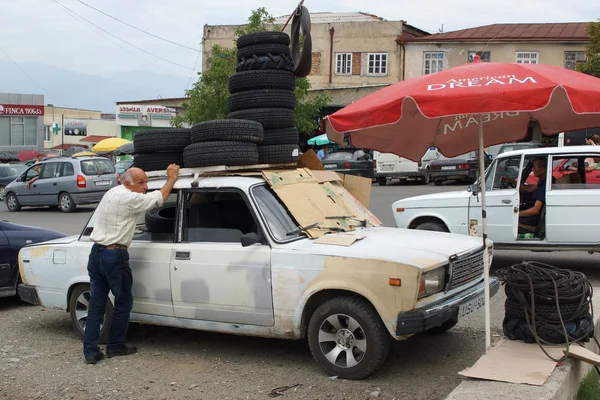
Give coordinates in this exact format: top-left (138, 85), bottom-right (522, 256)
top-left (324, 152), bottom-right (353, 161)
top-left (80, 159), bottom-right (115, 175)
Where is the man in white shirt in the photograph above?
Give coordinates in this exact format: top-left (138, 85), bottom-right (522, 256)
top-left (83, 164), bottom-right (180, 364)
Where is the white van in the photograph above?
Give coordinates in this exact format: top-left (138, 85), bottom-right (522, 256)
top-left (373, 147), bottom-right (441, 186)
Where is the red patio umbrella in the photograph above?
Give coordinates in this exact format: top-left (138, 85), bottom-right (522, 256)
top-left (17, 150), bottom-right (45, 161)
top-left (325, 57), bottom-right (600, 351)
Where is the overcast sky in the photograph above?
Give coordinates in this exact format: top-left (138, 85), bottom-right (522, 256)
top-left (0, 0), bottom-right (596, 89)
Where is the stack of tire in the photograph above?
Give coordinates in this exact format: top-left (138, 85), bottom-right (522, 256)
top-left (183, 119), bottom-right (263, 167)
top-left (226, 31), bottom-right (300, 165)
top-left (132, 128), bottom-right (191, 171)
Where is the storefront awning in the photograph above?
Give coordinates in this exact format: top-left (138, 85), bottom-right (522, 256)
top-left (79, 135), bottom-right (114, 143)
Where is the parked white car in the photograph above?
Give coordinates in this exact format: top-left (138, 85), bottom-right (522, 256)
top-left (393, 146), bottom-right (600, 252)
top-left (17, 168), bottom-right (498, 379)
top-left (373, 147), bottom-right (441, 186)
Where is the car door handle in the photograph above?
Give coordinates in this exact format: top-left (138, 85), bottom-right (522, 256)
top-left (53, 182), bottom-right (57, 186)
top-left (514, 206), bottom-right (519, 213)
top-left (175, 251), bottom-right (190, 260)
top-left (502, 199), bottom-right (511, 204)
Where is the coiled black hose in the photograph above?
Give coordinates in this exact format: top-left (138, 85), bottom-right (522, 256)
top-left (496, 261), bottom-right (599, 372)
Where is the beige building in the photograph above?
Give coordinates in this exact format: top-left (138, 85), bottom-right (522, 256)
top-left (43, 105), bottom-right (118, 151)
top-left (401, 23), bottom-right (591, 80)
top-left (203, 12), bottom-right (428, 105)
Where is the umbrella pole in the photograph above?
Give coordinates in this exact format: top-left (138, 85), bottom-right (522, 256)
top-left (476, 114), bottom-right (492, 352)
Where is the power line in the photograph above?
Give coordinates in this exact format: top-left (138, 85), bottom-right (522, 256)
top-left (50, 0), bottom-right (194, 71)
top-left (0, 46), bottom-right (58, 100)
top-left (49, 0), bottom-right (183, 76)
top-left (76, 0), bottom-right (201, 52)
top-left (186, 50), bottom-right (202, 91)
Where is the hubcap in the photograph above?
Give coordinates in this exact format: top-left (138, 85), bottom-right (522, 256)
top-left (7, 195), bottom-right (16, 209)
top-left (75, 291), bottom-right (104, 331)
top-left (318, 314), bottom-right (367, 368)
top-left (60, 195), bottom-right (70, 210)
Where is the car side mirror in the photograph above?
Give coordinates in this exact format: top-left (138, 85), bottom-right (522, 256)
top-left (241, 232), bottom-right (262, 247)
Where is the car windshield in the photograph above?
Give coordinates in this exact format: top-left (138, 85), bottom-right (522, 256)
top-left (323, 152), bottom-right (353, 161)
top-left (80, 159), bottom-right (115, 175)
top-left (0, 165), bottom-right (27, 177)
top-left (251, 185), bottom-right (302, 241)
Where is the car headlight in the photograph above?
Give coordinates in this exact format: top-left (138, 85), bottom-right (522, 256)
top-left (418, 267), bottom-right (446, 299)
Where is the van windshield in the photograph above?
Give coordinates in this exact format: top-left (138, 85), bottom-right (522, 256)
top-left (80, 159), bottom-right (115, 175)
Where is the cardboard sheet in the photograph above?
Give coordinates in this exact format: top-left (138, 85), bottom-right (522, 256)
top-left (564, 345), bottom-right (600, 367)
top-left (314, 234), bottom-right (367, 246)
top-left (297, 149), bottom-right (325, 170)
top-left (337, 174), bottom-right (372, 208)
top-left (458, 338), bottom-right (565, 386)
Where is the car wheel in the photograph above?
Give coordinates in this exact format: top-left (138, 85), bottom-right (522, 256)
top-left (307, 296), bottom-right (390, 380)
top-left (59, 192), bottom-right (76, 213)
top-left (69, 284), bottom-right (113, 344)
top-left (415, 221), bottom-right (449, 232)
top-left (424, 318), bottom-right (458, 334)
top-left (377, 177), bottom-right (387, 186)
top-left (421, 168), bottom-right (431, 185)
top-left (6, 193), bottom-right (21, 212)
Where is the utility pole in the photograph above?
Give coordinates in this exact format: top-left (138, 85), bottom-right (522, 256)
top-left (61, 113), bottom-right (65, 154)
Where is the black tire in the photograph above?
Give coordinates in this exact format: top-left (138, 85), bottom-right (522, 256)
top-left (133, 129), bottom-right (191, 154)
top-left (237, 43), bottom-right (291, 61)
top-left (133, 152), bottom-right (184, 171)
top-left (59, 192), bottom-right (76, 213)
top-left (228, 70), bottom-right (296, 94)
top-left (236, 31), bottom-right (290, 49)
top-left (424, 318), bottom-right (459, 334)
top-left (227, 108), bottom-right (295, 130)
top-left (236, 54), bottom-right (295, 72)
top-left (377, 177), bottom-right (387, 186)
top-left (183, 141), bottom-right (258, 168)
top-left (421, 168), bottom-right (431, 185)
top-left (307, 296), bottom-right (390, 379)
top-left (258, 145), bottom-right (300, 164)
top-left (227, 89), bottom-right (296, 113)
top-left (262, 127), bottom-right (300, 146)
top-left (415, 221), bottom-right (448, 232)
top-left (190, 119), bottom-right (264, 144)
top-left (145, 203), bottom-right (177, 234)
top-left (69, 284), bottom-right (113, 344)
top-left (5, 192), bottom-right (21, 212)
top-left (504, 298), bottom-right (589, 323)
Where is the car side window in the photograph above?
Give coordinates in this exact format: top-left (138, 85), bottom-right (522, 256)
top-left (130, 192), bottom-right (178, 242)
top-left (40, 162), bottom-right (60, 179)
top-left (23, 166), bottom-right (39, 181)
top-left (181, 189), bottom-right (260, 243)
top-left (61, 162), bottom-right (74, 177)
top-left (551, 155), bottom-right (600, 190)
top-left (491, 156), bottom-right (521, 190)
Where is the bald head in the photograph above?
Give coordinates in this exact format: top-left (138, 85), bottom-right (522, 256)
top-left (122, 167), bottom-right (149, 193)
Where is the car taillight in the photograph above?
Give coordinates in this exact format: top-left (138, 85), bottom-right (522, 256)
top-left (117, 173), bottom-right (121, 185)
top-left (373, 160), bottom-right (377, 168)
top-left (458, 164), bottom-right (471, 169)
top-left (344, 161), bottom-right (351, 169)
top-left (77, 174), bottom-right (86, 188)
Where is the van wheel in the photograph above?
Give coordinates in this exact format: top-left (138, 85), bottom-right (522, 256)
top-left (415, 221), bottom-right (448, 232)
top-left (307, 297), bottom-right (390, 380)
top-left (377, 177), bottom-right (387, 186)
top-left (69, 284), bottom-right (113, 344)
top-left (59, 192), bottom-right (76, 213)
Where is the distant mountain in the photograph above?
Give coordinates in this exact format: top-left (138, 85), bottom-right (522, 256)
top-left (0, 61), bottom-right (191, 112)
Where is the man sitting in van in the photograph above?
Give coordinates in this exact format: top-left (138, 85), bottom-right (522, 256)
top-left (501, 157), bottom-right (548, 231)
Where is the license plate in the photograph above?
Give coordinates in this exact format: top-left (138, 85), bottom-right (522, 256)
top-left (324, 164), bottom-right (336, 169)
top-left (458, 294), bottom-right (485, 319)
top-left (95, 180), bottom-right (110, 186)
top-left (441, 166), bottom-right (456, 170)
top-left (379, 165), bottom-right (394, 172)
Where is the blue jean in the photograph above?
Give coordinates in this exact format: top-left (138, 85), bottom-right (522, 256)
top-left (83, 243), bottom-right (133, 358)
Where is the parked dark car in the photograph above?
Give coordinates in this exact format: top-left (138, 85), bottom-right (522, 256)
top-left (321, 149), bottom-right (374, 178)
top-left (430, 151), bottom-right (493, 185)
top-left (0, 220), bottom-right (67, 298)
top-left (0, 164), bottom-right (28, 201)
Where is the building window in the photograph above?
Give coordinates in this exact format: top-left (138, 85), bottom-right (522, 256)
top-left (468, 51), bottom-right (491, 62)
top-left (515, 52), bottom-right (538, 64)
top-left (367, 53), bottom-right (388, 76)
top-left (335, 53), bottom-right (352, 75)
top-left (10, 117), bottom-right (37, 146)
top-left (0, 117), bottom-right (9, 147)
top-left (423, 52), bottom-right (446, 75)
top-left (564, 51), bottom-right (587, 70)
top-left (44, 125), bottom-right (51, 142)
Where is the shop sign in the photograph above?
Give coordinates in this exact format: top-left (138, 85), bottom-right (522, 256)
top-left (0, 104), bottom-right (44, 116)
top-left (64, 119), bottom-right (87, 136)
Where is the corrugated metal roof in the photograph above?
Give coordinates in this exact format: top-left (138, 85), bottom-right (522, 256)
top-left (273, 11), bottom-right (383, 24)
top-left (405, 22), bottom-right (590, 43)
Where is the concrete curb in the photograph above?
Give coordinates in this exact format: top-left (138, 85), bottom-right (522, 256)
top-left (445, 294), bottom-right (600, 400)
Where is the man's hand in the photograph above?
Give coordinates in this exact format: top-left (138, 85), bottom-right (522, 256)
top-left (166, 164), bottom-right (180, 180)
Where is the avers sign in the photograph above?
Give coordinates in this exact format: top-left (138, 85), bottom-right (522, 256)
top-left (0, 104), bottom-right (45, 116)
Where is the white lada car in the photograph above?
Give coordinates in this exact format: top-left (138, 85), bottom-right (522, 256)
top-left (17, 167), bottom-right (498, 379)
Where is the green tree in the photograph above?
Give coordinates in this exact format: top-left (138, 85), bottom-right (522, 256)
top-left (172, 7), bottom-right (331, 135)
top-left (576, 20), bottom-right (600, 78)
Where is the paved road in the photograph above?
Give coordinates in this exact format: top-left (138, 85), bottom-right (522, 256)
top-left (0, 181), bottom-right (597, 400)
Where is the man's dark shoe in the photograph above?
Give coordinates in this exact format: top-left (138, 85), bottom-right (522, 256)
top-left (106, 345), bottom-right (138, 358)
top-left (85, 351), bottom-right (105, 365)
